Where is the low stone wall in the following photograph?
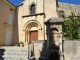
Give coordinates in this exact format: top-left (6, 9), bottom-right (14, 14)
top-left (32, 40), bottom-right (47, 58)
top-left (63, 40), bottom-right (80, 60)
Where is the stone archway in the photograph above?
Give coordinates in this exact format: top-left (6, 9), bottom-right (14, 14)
top-left (50, 25), bottom-right (62, 46)
top-left (23, 20), bottom-right (42, 44)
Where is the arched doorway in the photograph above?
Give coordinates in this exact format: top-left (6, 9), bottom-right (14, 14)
top-left (24, 20), bottom-right (42, 44)
top-left (26, 23), bottom-right (38, 44)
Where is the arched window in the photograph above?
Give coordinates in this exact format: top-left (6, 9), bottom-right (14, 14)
top-left (30, 4), bottom-right (35, 14)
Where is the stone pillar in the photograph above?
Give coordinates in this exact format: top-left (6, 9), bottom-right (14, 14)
top-left (25, 30), bottom-right (28, 46)
top-left (59, 32), bottom-right (63, 60)
top-left (27, 30), bottom-right (29, 44)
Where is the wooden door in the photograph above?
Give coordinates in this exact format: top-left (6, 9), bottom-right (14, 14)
top-left (30, 31), bottom-right (38, 43)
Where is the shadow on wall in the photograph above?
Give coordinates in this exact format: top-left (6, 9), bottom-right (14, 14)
top-left (39, 40), bottom-right (47, 57)
top-left (13, 8), bottom-right (19, 45)
top-left (38, 40), bottom-right (59, 60)
top-left (39, 28), bottom-right (59, 60)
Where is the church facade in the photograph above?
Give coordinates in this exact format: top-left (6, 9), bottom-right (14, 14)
top-left (0, 0), bottom-right (80, 46)
top-left (17, 0), bottom-right (58, 46)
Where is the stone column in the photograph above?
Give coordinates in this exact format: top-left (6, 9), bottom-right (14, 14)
top-left (27, 30), bottom-right (29, 44)
top-left (59, 32), bottom-right (63, 60)
top-left (25, 30), bottom-right (28, 46)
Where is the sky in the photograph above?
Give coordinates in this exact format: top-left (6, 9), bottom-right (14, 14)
top-left (8, 0), bottom-right (80, 6)
top-left (58, 0), bottom-right (80, 5)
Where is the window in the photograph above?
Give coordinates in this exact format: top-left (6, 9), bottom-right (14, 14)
top-left (30, 4), bottom-right (35, 14)
top-left (8, 14), bottom-right (13, 25)
top-left (10, 8), bottom-right (13, 11)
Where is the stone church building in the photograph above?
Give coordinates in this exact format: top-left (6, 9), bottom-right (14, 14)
top-left (17, 0), bottom-right (80, 46)
top-left (0, 0), bottom-right (80, 46)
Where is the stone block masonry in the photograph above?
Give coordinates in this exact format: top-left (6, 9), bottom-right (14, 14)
top-left (58, 2), bottom-right (80, 16)
top-left (63, 40), bottom-right (80, 60)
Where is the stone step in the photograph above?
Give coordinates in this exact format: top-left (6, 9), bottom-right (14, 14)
top-left (0, 46), bottom-right (32, 60)
top-left (0, 53), bottom-right (29, 60)
top-left (0, 49), bottom-right (28, 52)
top-left (0, 48), bottom-right (31, 52)
top-left (0, 49), bottom-right (29, 52)
top-left (0, 48), bottom-right (29, 50)
top-left (0, 52), bottom-right (28, 55)
top-left (0, 49), bottom-right (30, 55)
top-left (0, 55), bottom-right (28, 58)
top-left (0, 58), bottom-right (28, 60)
top-left (0, 47), bottom-right (29, 50)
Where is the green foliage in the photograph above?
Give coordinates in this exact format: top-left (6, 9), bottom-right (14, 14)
top-left (16, 43), bottom-right (20, 46)
top-left (19, 41), bottom-right (24, 44)
top-left (63, 12), bottom-right (80, 40)
top-left (16, 41), bottom-right (24, 46)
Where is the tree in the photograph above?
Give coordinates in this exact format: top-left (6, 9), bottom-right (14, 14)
top-left (63, 12), bottom-right (80, 40)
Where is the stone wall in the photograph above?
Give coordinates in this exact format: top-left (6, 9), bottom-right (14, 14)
top-left (0, 0), bottom-right (16, 46)
top-left (63, 40), bottom-right (80, 60)
top-left (58, 2), bottom-right (80, 16)
top-left (32, 40), bottom-right (47, 59)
